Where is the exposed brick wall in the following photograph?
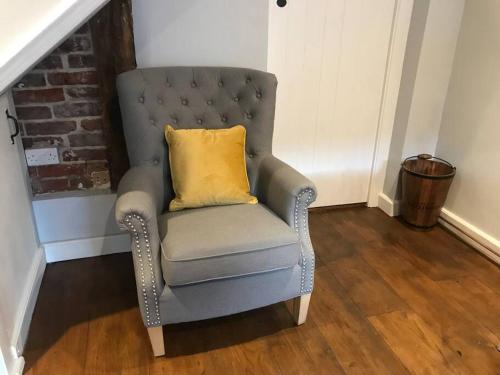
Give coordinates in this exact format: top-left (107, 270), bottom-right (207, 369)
top-left (13, 23), bottom-right (111, 195)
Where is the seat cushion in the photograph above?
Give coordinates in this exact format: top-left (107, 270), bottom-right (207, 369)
top-left (159, 203), bottom-right (300, 286)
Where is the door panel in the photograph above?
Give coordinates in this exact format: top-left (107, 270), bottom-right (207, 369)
top-left (268, 0), bottom-right (396, 206)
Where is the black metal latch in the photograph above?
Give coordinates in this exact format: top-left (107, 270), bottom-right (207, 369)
top-left (5, 109), bottom-right (20, 145)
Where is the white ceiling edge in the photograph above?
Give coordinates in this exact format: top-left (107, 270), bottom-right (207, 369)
top-left (0, 0), bottom-right (109, 95)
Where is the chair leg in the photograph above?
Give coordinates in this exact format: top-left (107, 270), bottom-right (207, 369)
top-left (292, 293), bottom-right (311, 325)
top-left (147, 326), bottom-right (165, 357)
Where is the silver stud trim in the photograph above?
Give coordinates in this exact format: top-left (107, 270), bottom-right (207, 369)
top-left (123, 213), bottom-right (161, 326)
top-left (294, 188), bottom-right (315, 294)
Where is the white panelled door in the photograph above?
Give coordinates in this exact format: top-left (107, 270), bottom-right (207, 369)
top-left (268, 0), bottom-right (396, 207)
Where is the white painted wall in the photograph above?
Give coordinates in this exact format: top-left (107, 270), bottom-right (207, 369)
top-left (383, 0), bottom-right (464, 199)
top-left (401, 0), bottom-right (464, 156)
top-left (436, 0), bottom-right (500, 242)
top-left (0, 94), bottom-right (44, 374)
top-left (132, 0), bottom-right (268, 70)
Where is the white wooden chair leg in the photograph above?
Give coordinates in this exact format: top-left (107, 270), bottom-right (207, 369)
top-left (292, 293), bottom-right (311, 325)
top-left (147, 326), bottom-right (165, 357)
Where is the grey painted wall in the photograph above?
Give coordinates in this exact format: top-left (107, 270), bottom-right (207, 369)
top-left (32, 192), bottom-right (121, 243)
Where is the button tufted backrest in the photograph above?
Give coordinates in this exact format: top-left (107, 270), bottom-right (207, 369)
top-left (116, 67), bottom-right (278, 206)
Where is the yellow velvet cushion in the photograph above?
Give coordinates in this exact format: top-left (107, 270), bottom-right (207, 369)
top-left (165, 125), bottom-right (258, 211)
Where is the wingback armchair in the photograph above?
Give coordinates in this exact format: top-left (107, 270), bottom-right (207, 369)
top-left (115, 67), bottom-right (317, 356)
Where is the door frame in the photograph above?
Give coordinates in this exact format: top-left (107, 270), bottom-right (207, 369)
top-left (367, 0), bottom-right (414, 207)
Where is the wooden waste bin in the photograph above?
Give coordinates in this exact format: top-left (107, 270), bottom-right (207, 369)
top-left (401, 154), bottom-right (456, 228)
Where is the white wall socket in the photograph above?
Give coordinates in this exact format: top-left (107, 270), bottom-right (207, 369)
top-left (25, 148), bottom-right (60, 166)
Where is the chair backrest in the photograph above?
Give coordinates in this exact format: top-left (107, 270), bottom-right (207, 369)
top-left (117, 67), bottom-right (278, 205)
top-left (117, 66), bottom-right (277, 162)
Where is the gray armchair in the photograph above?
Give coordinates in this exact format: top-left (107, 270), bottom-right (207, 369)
top-left (115, 67), bottom-right (316, 356)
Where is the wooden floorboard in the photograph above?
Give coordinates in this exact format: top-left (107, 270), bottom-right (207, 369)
top-left (23, 207), bottom-right (500, 374)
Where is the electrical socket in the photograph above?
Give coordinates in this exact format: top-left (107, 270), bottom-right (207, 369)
top-left (25, 148), bottom-right (60, 166)
top-left (91, 170), bottom-right (111, 188)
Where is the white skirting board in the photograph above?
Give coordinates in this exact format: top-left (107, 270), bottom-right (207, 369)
top-left (377, 193), bottom-right (500, 265)
top-left (378, 192), bottom-right (400, 217)
top-left (9, 358), bottom-right (25, 375)
top-left (439, 208), bottom-right (500, 265)
top-left (13, 247), bottom-right (45, 353)
top-left (44, 233), bottom-right (131, 263)
top-left (9, 246), bottom-right (46, 375)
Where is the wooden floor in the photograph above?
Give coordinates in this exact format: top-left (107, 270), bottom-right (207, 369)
top-left (24, 207), bottom-right (500, 374)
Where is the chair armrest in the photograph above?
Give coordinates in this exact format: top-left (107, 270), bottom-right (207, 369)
top-left (256, 154), bottom-right (317, 227)
top-left (115, 166), bottom-right (165, 327)
top-left (255, 154), bottom-right (317, 294)
top-left (116, 165), bottom-right (165, 224)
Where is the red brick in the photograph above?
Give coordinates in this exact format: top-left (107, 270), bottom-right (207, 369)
top-left (33, 136), bottom-right (65, 147)
top-left (30, 179), bottom-right (42, 194)
top-left (28, 167), bottom-right (37, 177)
top-left (62, 148), bottom-right (107, 162)
top-left (34, 55), bottom-right (63, 70)
top-left (65, 87), bottom-right (100, 99)
top-left (13, 88), bottom-right (64, 105)
top-left (53, 102), bottom-right (102, 118)
top-left (69, 175), bottom-right (93, 190)
top-left (22, 137), bottom-right (34, 148)
top-left (17, 26), bottom-right (107, 196)
top-left (36, 178), bottom-right (69, 193)
top-left (86, 161), bottom-right (109, 174)
top-left (56, 36), bottom-right (91, 53)
top-left (48, 71), bottom-right (97, 85)
top-left (36, 164), bottom-right (85, 178)
top-left (81, 118), bottom-right (103, 131)
top-left (16, 106), bottom-right (51, 120)
top-left (67, 54), bottom-right (95, 68)
top-left (22, 136), bottom-right (65, 148)
top-left (15, 73), bottom-right (46, 88)
top-left (68, 133), bottom-right (105, 147)
top-left (25, 121), bottom-right (76, 135)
